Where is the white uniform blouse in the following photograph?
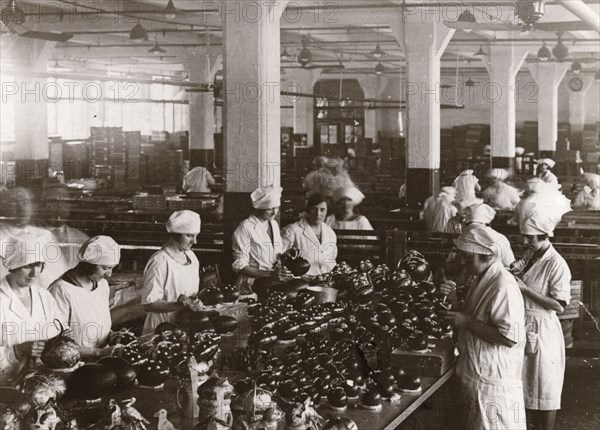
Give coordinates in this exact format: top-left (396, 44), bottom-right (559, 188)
top-left (231, 215), bottom-right (283, 290)
top-left (141, 249), bottom-right (200, 335)
top-left (281, 217), bottom-right (338, 276)
top-left (48, 277), bottom-right (112, 350)
top-left (0, 278), bottom-right (61, 384)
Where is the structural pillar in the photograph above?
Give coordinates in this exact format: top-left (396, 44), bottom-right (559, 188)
top-left (527, 62), bottom-right (569, 158)
top-left (568, 75), bottom-right (595, 143)
top-left (486, 44), bottom-right (529, 171)
top-left (357, 76), bottom-right (384, 142)
top-left (391, 18), bottom-right (454, 208)
top-left (222, 0), bottom-right (287, 279)
top-left (180, 49), bottom-right (222, 168)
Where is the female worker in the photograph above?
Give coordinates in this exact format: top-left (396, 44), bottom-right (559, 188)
top-left (482, 168), bottom-right (522, 210)
top-left (517, 212), bottom-right (572, 430)
top-left (49, 236), bottom-right (120, 358)
top-left (0, 237), bottom-right (61, 384)
top-left (326, 186), bottom-right (373, 231)
top-left (453, 169), bottom-right (482, 209)
top-left (281, 193), bottom-right (338, 276)
top-left (141, 210), bottom-right (202, 335)
top-left (231, 185), bottom-right (290, 294)
top-left (536, 158), bottom-right (559, 189)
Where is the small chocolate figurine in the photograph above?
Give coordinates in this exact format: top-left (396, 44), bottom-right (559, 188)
top-left (1, 408), bottom-right (19, 430)
top-left (121, 398), bottom-right (150, 430)
top-left (153, 409), bottom-right (176, 430)
top-left (196, 373), bottom-right (234, 430)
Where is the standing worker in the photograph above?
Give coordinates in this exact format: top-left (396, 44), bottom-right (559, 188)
top-left (141, 210), bottom-right (203, 335)
top-left (515, 211), bottom-right (572, 430)
top-left (182, 163), bottom-right (216, 193)
top-left (440, 226), bottom-right (526, 430)
top-left (453, 169), bottom-right (482, 209)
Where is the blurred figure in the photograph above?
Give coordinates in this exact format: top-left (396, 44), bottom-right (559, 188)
top-left (536, 158), bottom-right (559, 189)
top-left (321, 158), bottom-right (354, 198)
top-left (326, 186), bottom-right (373, 231)
top-left (444, 202), bottom-right (465, 235)
top-left (42, 187), bottom-right (89, 270)
top-left (421, 186), bottom-right (458, 233)
top-left (182, 163), bottom-right (216, 193)
top-left (302, 156), bottom-right (331, 197)
top-left (453, 169), bottom-right (482, 209)
top-left (0, 187), bottom-right (67, 288)
top-left (573, 172), bottom-right (600, 210)
top-left (482, 168), bottom-right (522, 210)
top-left (510, 178), bottom-right (571, 227)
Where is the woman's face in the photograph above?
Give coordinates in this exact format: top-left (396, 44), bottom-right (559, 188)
top-left (89, 264), bottom-right (117, 282)
top-left (256, 207), bottom-right (279, 221)
top-left (4, 189), bottom-right (34, 226)
top-left (539, 163), bottom-right (549, 172)
top-left (522, 234), bottom-right (545, 252)
top-left (307, 201), bottom-right (328, 225)
top-left (176, 233), bottom-right (198, 251)
top-left (338, 197), bottom-right (354, 214)
top-left (9, 262), bottom-right (44, 288)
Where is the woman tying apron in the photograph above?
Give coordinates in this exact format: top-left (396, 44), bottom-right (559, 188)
top-left (141, 210), bottom-right (202, 335)
top-left (231, 185), bottom-right (289, 294)
top-left (516, 212), bottom-right (572, 430)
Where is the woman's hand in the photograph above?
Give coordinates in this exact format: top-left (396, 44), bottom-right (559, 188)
top-left (273, 263), bottom-right (293, 282)
top-left (15, 340), bottom-right (45, 359)
top-left (440, 311), bottom-right (469, 329)
top-left (439, 280), bottom-right (457, 297)
top-left (514, 276), bottom-right (529, 294)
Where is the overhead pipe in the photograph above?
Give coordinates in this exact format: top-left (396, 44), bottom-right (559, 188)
top-left (557, 0), bottom-right (600, 33)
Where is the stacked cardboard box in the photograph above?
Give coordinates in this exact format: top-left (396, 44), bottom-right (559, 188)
top-left (132, 194), bottom-right (167, 211)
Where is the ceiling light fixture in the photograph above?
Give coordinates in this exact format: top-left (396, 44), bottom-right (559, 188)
top-left (148, 38), bottom-right (167, 54)
top-left (552, 33), bottom-right (569, 61)
top-left (298, 39), bottom-right (312, 67)
top-left (374, 62), bottom-right (385, 75)
top-left (370, 43), bottom-right (387, 59)
top-left (130, 23), bottom-right (149, 42)
top-left (1, 0), bottom-right (26, 25)
top-left (163, 0), bottom-right (178, 20)
top-left (537, 42), bottom-right (552, 62)
top-left (570, 61), bottom-right (582, 74)
top-left (457, 9), bottom-right (476, 33)
top-left (474, 45), bottom-right (486, 57)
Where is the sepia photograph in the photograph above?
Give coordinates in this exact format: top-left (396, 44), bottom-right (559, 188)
top-left (0, 1), bottom-right (599, 429)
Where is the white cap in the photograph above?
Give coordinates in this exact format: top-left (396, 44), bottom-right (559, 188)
top-left (166, 210), bottom-right (201, 234)
top-left (463, 203), bottom-right (496, 224)
top-left (537, 158), bottom-right (556, 169)
top-left (78, 236), bottom-right (120, 266)
top-left (332, 186), bottom-right (365, 205)
top-left (454, 226), bottom-right (501, 257)
top-left (520, 213), bottom-right (557, 237)
top-left (439, 186), bottom-right (457, 197)
top-left (2, 232), bottom-right (55, 270)
top-left (251, 185), bottom-right (282, 210)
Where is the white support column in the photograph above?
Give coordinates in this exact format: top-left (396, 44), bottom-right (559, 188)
top-left (10, 39), bottom-right (54, 161)
top-left (357, 76), bottom-right (384, 142)
top-left (390, 17), bottom-right (454, 207)
top-left (223, 0), bottom-right (287, 193)
top-left (180, 49), bottom-right (222, 168)
top-left (486, 44), bottom-right (529, 171)
top-left (527, 62), bottom-right (569, 155)
top-left (568, 75), bottom-right (595, 135)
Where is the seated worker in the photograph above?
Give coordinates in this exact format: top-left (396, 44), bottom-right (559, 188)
top-left (281, 194), bottom-right (337, 276)
top-left (482, 168), bottom-right (522, 210)
top-left (326, 186), bottom-right (373, 231)
top-left (536, 158), bottom-right (559, 189)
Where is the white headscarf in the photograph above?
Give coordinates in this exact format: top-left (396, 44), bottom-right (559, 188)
top-left (332, 186), bottom-right (365, 205)
top-left (78, 236), bottom-right (121, 266)
top-left (454, 225), bottom-right (501, 257)
top-left (166, 210), bottom-right (201, 234)
top-left (463, 203), bottom-right (496, 225)
top-left (520, 212), bottom-right (557, 237)
top-left (537, 158), bottom-right (556, 169)
top-left (251, 185), bottom-right (282, 210)
top-left (2, 234), bottom-right (53, 270)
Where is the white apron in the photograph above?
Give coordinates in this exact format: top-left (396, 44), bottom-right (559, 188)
top-left (48, 277), bottom-right (112, 349)
top-left (520, 244), bottom-right (571, 410)
top-left (0, 279), bottom-right (61, 384)
top-left (141, 249), bottom-right (200, 335)
top-left (455, 262), bottom-right (527, 430)
top-left (281, 218), bottom-right (337, 276)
